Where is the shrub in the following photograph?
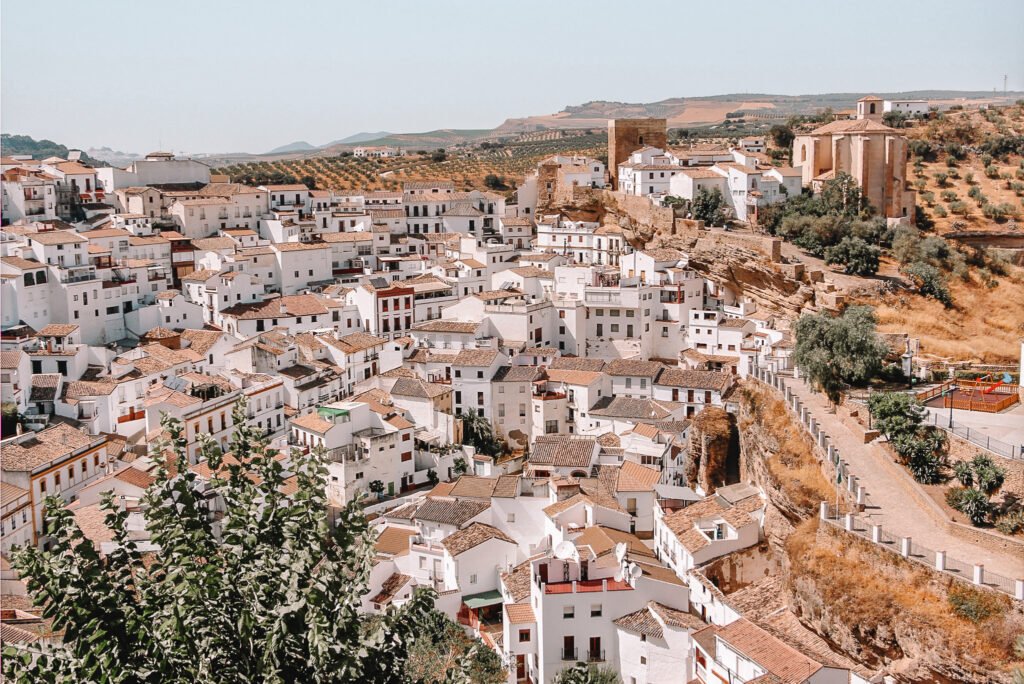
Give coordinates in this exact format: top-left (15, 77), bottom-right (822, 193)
top-left (934, 172), bottom-right (949, 187)
top-left (949, 200), bottom-right (969, 216)
top-left (948, 586), bottom-right (1005, 623)
top-left (920, 191), bottom-right (935, 206)
top-left (823, 236), bottom-right (880, 275)
top-left (941, 190), bottom-right (959, 203)
top-left (953, 487), bottom-right (993, 525)
top-left (985, 164), bottom-right (1001, 179)
top-left (964, 171), bottom-right (974, 184)
top-left (903, 261), bottom-right (952, 306)
top-left (933, 205), bottom-right (948, 218)
top-left (995, 510), bottom-right (1024, 535)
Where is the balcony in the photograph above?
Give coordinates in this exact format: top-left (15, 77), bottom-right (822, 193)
top-left (587, 650), bottom-right (605, 663)
top-left (533, 390), bottom-right (565, 401)
top-left (410, 535), bottom-right (446, 554)
top-left (561, 648), bottom-right (578, 662)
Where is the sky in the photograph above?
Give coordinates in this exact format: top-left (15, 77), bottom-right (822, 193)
top-left (3, 0), bottom-right (1023, 154)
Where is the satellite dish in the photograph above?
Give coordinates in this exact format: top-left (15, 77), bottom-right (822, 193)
top-left (614, 542), bottom-right (628, 564)
top-left (553, 541), bottom-right (575, 560)
top-left (628, 563), bottom-right (643, 580)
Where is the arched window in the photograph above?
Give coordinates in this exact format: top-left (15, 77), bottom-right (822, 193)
top-left (800, 146), bottom-right (807, 163)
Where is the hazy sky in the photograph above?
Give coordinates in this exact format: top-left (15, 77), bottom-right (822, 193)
top-left (3, 0), bottom-right (1022, 154)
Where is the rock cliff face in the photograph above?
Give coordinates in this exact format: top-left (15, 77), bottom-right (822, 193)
top-left (735, 384), bottom-right (1023, 684)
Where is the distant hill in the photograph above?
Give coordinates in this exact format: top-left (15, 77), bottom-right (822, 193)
top-left (323, 131), bottom-right (393, 146)
top-left (320, 129), bottom-right (493, 154)
top-left (86, 146), bottom-right (142, 166)
top-left (1, 133), bottom-right (104, 165)
top-left (266, 141), bottom-right (318, 154)
top-left (495, 90), bottom-right (1024, 133)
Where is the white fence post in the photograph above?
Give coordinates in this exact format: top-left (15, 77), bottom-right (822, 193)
top-left (1016, 579), bottom-right (1024, 601)
top-left (935, 551), bottom-right (946, 572)
top-left (856, 485), bottom-right (866, 507)
top-left (871, 525), bottom-right (882, 543)
top-left (973, 565), bottom-right (984, 586)
top-left (900, 537), bottom-right (911, 557)
top-left (844, 513), bottom-right (854, 531)
top-left (819, 502), bottom-right (829, 520)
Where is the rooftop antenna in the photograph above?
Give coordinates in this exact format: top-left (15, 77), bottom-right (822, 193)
top-left (1004, 74), bottom-right (1008, 95)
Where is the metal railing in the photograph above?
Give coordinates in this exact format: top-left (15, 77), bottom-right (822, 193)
top-left (924, 412), bottom-right (1022, 460)
top-left (820, 505), bottom-right (1021, 600)
top-left (560, 648), bottom-right (578, 662)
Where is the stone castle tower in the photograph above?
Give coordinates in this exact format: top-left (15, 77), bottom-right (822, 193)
top-left (607, 118), bottom-right (666, 190)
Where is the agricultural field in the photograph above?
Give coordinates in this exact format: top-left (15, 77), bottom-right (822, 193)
top-left (866, 103), bottom-right (1024, 363)
top-left (213, 132), bottom-right (607, 194)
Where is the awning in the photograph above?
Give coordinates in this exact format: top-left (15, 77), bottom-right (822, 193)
top-left (462, 590), bottom-right (503, 609)
top-left (317, 407), bottom-right (349, 419)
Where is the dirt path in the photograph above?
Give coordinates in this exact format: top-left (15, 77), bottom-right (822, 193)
top-left (783, 376), bottom-right (1024, 580)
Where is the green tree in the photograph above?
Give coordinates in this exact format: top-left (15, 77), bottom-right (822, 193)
top-left (553, 663), bottom-right (621, 684)
top-left (902, 261), bottom-right (952, 306)
top-left (431, 149), bottom-right (447, 163)
top-left (949, 454), bottom-right (1006, 525)
top-left (824, 236), bottom-right (880, 275)
top-left (820, 172), bottom-right (870, 218)
top-left (769, 124), bottom-right (795, 149)
top-left (453, 456), bottom-right (469, 476)
top-left (368, 479), bottom-right (385, 498)
top-left (461, 410), bottom-right (504, 458)
top-left (793, 306), bottom-right (889, 404)
top-left (882, 111), bottom-right (908, 129)
top-left (868, 392), bottom-right (927, 442)
top-left (2, 400), bottom-right (475, 684)
top-left (690, 187), bottom-right (726, 225)
top-left (483, 174), bottom-right (507, 191)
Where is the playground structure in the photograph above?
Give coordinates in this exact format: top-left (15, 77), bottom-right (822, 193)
top-left (917, 374), bottom-right (1020, 413)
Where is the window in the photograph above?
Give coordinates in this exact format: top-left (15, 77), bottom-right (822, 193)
top-left (469, 573), bottom-right (477, 584)
top-left (545, 420), bottom-right (558, 434)
top-left (590, 604), bottom-right (602, 617)
top-left (563, 606), bottom-right (574, 619)
top-left (518, 629), bottom-right (530, 643)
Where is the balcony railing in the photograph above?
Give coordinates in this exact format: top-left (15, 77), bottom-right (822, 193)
top-left (587, 650), bottom-right (605, 663)
top-left (561, 648), bottom-right (578, 662)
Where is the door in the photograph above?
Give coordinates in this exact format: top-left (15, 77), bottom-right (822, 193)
top-left (539, 563), bottom-right (548, 584)
top-left (588, 636), bottom-right (601, 662)
top-left (516, 655), bottom-right (526, 681)
top-left (580, 562), bottom-right (588, 581)
top-left (563, 636), bottom-right (574, 661)
top-left (672, 388), bottom-right (679, 401)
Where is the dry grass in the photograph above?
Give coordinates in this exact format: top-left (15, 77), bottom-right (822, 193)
top-left (867, 264), bottom-right (1024, 363)
top-left (787, 519), bottom-right (1022, 675)
top-left (741, 385), bottom-right (833, 513)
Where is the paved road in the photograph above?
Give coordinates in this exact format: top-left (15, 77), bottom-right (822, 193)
top-left (784, 377), bottom-right (1024, 580)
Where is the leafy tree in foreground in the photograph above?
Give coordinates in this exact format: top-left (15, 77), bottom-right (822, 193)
top-left (2, 399), bottom-right (478, 684)
top-left (793, 306), bottom-right (889, 404)
top-left (402, 608), bottom-right (505, 684)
